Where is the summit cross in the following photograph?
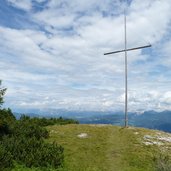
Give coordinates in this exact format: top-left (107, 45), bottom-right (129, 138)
top-left (104, 9), bottom-right (151, 127)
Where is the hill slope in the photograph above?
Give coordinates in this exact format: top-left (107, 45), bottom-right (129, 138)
top-left (46, 124), bottom-right (171, 171)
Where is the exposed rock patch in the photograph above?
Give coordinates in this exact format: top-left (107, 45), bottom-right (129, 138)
top-left (77, 133), bottom-right (88, 138)
top-left (143, 133), bottom-right (171, 146)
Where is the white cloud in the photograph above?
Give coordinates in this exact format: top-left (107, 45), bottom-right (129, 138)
top-left (7, 0), bottom-right (32, 11)
top-left (1, 0), bottom-right (171, 112)
top-left (161, 91), bottom-right (171, 104)
top-left (34, 10), bottom-right (76, 29)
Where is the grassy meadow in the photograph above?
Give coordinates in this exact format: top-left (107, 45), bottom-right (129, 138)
top-left (9, 124), bottom-right (171, 171)
top-left (44, 124), bottom-right (171, 171)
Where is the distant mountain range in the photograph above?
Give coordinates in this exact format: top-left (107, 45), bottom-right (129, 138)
top-left (77, 110), bottom-right (171, 133)
top-left (13, 109), bottom-right (171, 133)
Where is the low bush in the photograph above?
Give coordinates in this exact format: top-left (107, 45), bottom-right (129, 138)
top-left (0, 144), bottom-right (13, 170)
top-left (0, 109), bottom-right (65, 170)
top-left (12, 121), bottom-right (49, 140)
top-left (0, 108), bottom-right (16, 137)
top-left (1, 136), bottom-right (64, 169)
top-left (19, 115), bottom-right (79, 127)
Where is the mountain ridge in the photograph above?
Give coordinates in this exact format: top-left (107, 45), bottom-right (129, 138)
top-left (13, 109), bottom-right (171, 133)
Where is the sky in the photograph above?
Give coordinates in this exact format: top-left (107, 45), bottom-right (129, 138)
top-left (1, 0), bottom-right (171, 112)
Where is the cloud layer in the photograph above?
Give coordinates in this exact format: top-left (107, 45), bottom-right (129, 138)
top-left (1, 0), bottom-right (171, 112)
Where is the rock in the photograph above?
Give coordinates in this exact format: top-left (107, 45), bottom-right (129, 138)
top-left (77, 133), bottom-right (88, 138)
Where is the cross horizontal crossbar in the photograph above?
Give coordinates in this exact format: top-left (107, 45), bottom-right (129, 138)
top-left (104, 44), bottom-right (151, 55)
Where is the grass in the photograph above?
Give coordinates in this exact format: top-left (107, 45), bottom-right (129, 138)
top-left (46, 124), bottom-right (167, 171)
top-left (12, 124), bottom-right (171, 171)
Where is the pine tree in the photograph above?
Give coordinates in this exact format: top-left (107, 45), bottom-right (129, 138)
top-left (0, 80), bottom-right (7, 108)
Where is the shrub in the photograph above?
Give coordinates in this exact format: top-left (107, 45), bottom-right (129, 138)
top-left (0, 111), bottom-right (67, 170)
top-left (0, 108), bottom-right (16, 137)
top-left (0, 144), bottom-right (13, 170)
top-left (1, 135), bottom-right (64, 169)
top-left (0, 108), bottom-right (16, 124)
top-left (13, 121), bottom-right (49, 140)
top-left (0, 120), bottom-right (10, 137)
top-left (19, 115), bottom-right (79, 127)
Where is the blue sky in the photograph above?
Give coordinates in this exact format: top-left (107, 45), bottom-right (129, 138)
top-left (1, 0), bottom-right (171, 112)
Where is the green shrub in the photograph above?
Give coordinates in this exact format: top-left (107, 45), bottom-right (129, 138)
top-left (0, 120), bottom-right (10, 137)
top-left (13, 121), bottom-right (49, 139)
top-left (0, 108), bottom-right (16, 124)
top-left (1, 135), bottom-right (64, 169)
top-left (0, 111), bottom-right (68, 170)
top-left (19, 115), bottom-right (79, 127)
top-left (0, 108), bottom-right (16, 137)
top-left (0, 144), bottom-right (13, 170)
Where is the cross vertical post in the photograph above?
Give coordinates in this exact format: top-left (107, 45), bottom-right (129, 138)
top-left (124, 10), bottom-right (128, 127)
top-left (104, 5), bottom-right (151, 128)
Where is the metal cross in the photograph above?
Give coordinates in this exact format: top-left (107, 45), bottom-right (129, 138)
top-left (104, 10), bottom-right (151, 127)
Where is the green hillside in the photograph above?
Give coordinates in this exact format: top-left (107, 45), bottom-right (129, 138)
top-left (46, 124), bottom-right (171, 171)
